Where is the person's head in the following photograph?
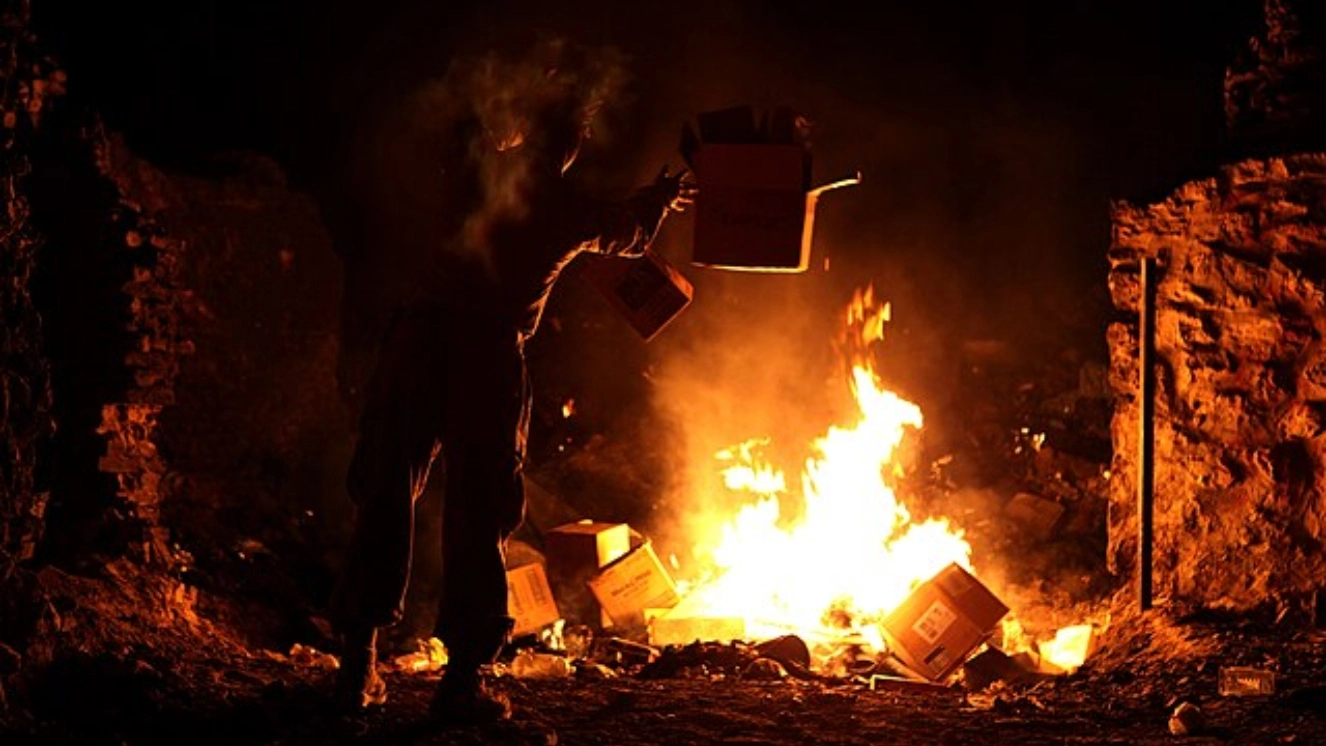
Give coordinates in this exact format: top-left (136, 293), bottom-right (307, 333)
top-left (461, 35), bottom-right (628, 172)
top-left (529, 94), bottom-right (595, 174)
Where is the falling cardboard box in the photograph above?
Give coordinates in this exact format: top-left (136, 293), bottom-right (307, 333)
top-left (588, 541), bottom-right (680, 630)
top-left (506, 562), bottom-right (560, 637)
top-left (881, 563), bottom-right (1009, 682)
top-left (686, 104), bottom-right (858, 273)
top-left (581, 250), bottom-right (693, 342)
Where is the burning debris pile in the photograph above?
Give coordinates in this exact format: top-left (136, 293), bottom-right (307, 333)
top-left (467, 284), bottom-right (1107, 694)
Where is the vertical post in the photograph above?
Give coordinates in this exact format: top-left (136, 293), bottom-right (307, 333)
top-left (1138, 257), bottom-right (1157, 612)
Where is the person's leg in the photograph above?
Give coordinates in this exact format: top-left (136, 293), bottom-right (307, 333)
top-left (431, 334), bottom-right (530, 722)
top-left (331, 309), bottom-right (445, 710)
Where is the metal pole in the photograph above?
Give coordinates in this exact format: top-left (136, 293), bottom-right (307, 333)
top-left (1138, 257), bottom-right (1157, 612)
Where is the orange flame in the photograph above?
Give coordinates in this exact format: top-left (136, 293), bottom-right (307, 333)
top-left (678, 286), bottom-right (972, 646)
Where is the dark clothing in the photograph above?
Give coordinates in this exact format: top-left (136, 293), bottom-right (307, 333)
top-left (333, 159), bottom-right (665, 670)
top-left (418, 158), bottom-right (667, 340)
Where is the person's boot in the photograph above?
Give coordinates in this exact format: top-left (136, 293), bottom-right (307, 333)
top-left (429, 664), bottom-right (511, 725)
top-left (334, 626), bottom-right (388, 712)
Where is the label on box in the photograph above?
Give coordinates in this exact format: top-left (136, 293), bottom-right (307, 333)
top-left (587, 542), bottom-right (680, 628)
top-left (912, 599), bottom-right (958, 645)
top-left (507, 563), bottom-right (560, 637)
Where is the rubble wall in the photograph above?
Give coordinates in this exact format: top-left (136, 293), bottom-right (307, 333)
top-left (1107, 153), bottom-right (1326, 610)
top-left (101, 142), bottom-right (352, 582)
top-left (0, 1), bottom-right (60, 572)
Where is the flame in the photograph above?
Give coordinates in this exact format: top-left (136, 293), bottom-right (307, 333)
top-left (678, 286), bottom-right (972, 646)
top-left (562, 399), bottom-right (575, 419)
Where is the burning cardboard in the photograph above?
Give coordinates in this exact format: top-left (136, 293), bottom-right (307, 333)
top-left (880, 563), bottom-right (1009, 682)
top-left (647, 609), bottom-right (747, 648)
top-left (1038, 624), bottom-right (1097, 673)
top-left (587, 541), bottom-right (680, 629)
top-left (685, 104), bottom-right (858, 273)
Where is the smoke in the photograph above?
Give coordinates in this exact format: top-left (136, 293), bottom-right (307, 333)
top-left (327, 0), bottom-right (1251, 563)
top-left (389, 35), bottom-right (633, 268)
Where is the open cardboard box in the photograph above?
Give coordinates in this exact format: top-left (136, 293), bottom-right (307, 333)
top-left (684, 104), bottom-right (859, 273)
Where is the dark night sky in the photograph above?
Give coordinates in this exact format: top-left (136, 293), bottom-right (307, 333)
top-left (30, 0), bottom-right (1268, 398)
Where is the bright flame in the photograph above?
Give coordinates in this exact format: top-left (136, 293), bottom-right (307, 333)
top-left (678, 286), bottom-right (972, 648)
top-left (562, 399), bottom-right (575, 419)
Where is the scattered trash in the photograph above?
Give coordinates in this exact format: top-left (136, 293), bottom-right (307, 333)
top-left (961, 647), bottom-right (1055, 689)
top-left (867, 674), bottom-right (953, 694)
top-left (754, 635), bottom-right (811, 672)
top-left (743, 657), bottom-right (787, 680)
top-left (1168, 701), bottom-right (1204, 736)
top-left (563, 624), bottom-right (594, 660)
top-left (287, 643), bottom-right (339, 670)
top-left (1004, 492), bottom-right (1065, 540)
top-left (390, 637), bottom-right (448, 673)
top-left (1038, 624), bottom-right (1096, 673)
top-left (1219, 666), bottom-right (1276, 696)
top-left (575, 662), bottom-right (618, 681)
top-left (648, 611), bottom-right (745, 647)
top-left (510, 649), bottom-right (573, 680)
top-left (600, 637), bottom-right (660, 667)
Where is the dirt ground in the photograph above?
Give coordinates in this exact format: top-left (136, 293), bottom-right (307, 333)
top-left (2, 561), bottom-right (1325, 746)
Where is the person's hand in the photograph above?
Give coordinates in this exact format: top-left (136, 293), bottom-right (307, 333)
top-left (651, 166), bottom-right (697, 213)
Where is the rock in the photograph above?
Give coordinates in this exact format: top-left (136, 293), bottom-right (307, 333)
top-left (1168, 701), bottom-right (1204, 736)
top-left (1107, 154), bottom-right (1326, 610)
top-left (742, 658), bottom-right (787, 681)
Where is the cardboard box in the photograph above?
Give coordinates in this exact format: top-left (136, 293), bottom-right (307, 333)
top-left (587, 541), bottom-right (680, 629)
top-left (684, 104), bottom-right (858, 273)
top-left (647, 610), bottom-right (746, 647)
top-left (692, 144), bottom-right (813, 272)
top-left (880, 563), bottom-right (1009, 682)
top-left (545, 521), bottom-right (632, 627)
top-left (506, 562), bottom-right (560, 637)
top-left (581, 250), bottom-right (693, 341)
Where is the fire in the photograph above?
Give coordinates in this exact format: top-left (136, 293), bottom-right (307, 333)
top-left (678, 286), bottom-right (972, 648)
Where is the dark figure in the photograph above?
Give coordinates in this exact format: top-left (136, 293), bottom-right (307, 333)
top-left (330, 46), bottom-right (695, 724)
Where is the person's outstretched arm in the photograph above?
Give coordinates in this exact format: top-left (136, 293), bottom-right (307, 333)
top-left (573, 167), bottom-right (697, 256)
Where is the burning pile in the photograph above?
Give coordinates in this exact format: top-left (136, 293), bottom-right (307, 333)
top-left (663, 286), bottom-right (975, 653)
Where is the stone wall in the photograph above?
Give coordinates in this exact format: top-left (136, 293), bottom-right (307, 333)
top-left (102, 141), bottom-right (351, 588)
top-left (0, 0), bottom-right (60, 573)
top-left (1107, 154), bottom-right (1326, 611)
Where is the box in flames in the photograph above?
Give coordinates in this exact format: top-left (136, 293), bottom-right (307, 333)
top-left (580, 250), bottom-right (693, 342)
top-left (881, 563), bottom-right (1010, 682)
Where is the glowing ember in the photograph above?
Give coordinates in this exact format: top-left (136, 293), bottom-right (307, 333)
top-left (678, 286), bottom-right (973, 649)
